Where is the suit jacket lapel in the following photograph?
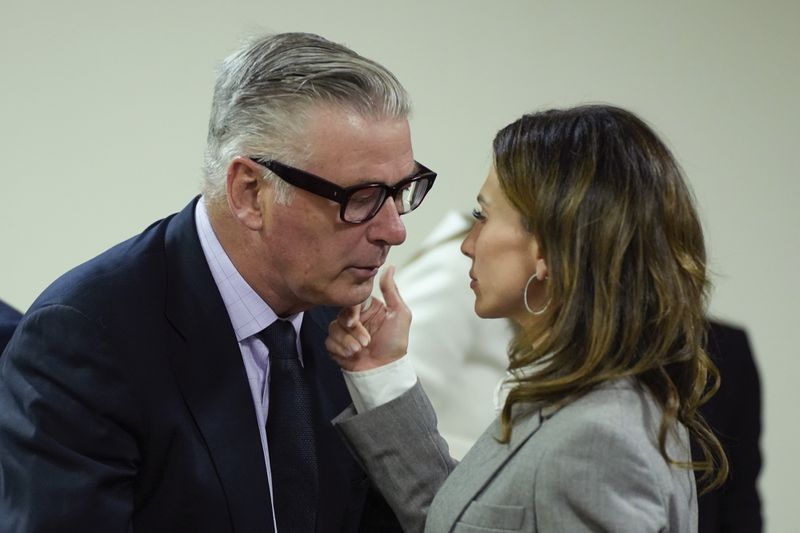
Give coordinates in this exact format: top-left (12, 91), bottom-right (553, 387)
top-left (300, 306), bottom-right (350, 422)
top-left (300, 306), bottom-right (367, 531)
top-left (164, 198), bottom-right (272, 533)
top-left (429, 406), bottom-right (545, 529)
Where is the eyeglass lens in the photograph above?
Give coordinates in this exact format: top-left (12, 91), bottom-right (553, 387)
top-left (344, 177), bottom-right (432, 223)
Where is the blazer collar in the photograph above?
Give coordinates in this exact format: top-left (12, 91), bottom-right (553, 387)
top-left (164, 197), bottom-right (273, 533)
top-left (429, 404), bottom-right (546, 529)
top-left (162, 200), bottom-right (351, 531)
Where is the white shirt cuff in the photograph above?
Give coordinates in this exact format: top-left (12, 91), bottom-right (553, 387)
top-left (342, 356), bottom-right (417, 414)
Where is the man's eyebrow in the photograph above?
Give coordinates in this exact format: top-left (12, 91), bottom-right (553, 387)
top-left (350, 162), bottom-right (422, 187)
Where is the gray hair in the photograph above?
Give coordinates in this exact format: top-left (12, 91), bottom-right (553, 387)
top-left (202, 32), bottom-right (411, 205)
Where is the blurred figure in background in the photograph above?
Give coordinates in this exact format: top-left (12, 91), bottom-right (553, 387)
top-left (397, 213), bottom-right (763, 532)
top-left (0, 299), bottom-right (22, 354)
top-left (697, 321), bottom-right (763, 532)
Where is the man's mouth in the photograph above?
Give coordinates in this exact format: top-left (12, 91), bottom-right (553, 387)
top-left (348, 265), bottom-right (381, 279)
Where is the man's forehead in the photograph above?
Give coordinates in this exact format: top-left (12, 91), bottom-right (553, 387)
top-left (302, 108), bottom-right (414, 186)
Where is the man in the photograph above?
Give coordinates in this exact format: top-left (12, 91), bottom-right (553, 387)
top-left (0, 33), bottom-right (435, 532)
top-left (0, 299), bottom-right (22, 353)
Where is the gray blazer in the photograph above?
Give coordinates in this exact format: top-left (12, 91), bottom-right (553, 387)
top-left (334, 379), bottom-right (697, 532)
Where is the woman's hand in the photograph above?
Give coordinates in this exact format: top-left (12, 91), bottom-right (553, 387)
top-left (326, 266), bottom-right (411, 372)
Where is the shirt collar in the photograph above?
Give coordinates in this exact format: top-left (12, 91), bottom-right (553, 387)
top-left (194, 196), bottom-right (303, 341)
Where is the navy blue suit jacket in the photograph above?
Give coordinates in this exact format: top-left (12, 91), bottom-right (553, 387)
top-left (0, 198), bottom-right (397, 532)
top-left (696, 320), bottom-right (763, 533)
top-left (0, 300), bottom-right (22, 354)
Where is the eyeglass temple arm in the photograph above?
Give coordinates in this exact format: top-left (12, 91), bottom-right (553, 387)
top-left (254, 158), bottom-right (347, 204)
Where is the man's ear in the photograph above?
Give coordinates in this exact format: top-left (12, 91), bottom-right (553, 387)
top-left (226, 157), bottom-right (267, 230)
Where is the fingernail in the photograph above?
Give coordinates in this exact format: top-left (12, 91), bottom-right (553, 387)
top-left (358, 334), bottom-right (370, 347)
top-left (349, 340), bottom-right (361, 353)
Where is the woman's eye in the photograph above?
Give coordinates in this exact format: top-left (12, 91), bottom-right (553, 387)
top-left (471, 208), bottom-right (485, 221)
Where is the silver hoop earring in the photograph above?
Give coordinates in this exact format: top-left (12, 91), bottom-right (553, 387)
top-left (524, 273), bottom-right (550, 315)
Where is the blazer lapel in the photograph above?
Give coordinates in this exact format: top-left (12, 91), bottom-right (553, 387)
top-left (428, 406), bottom-right (545, 529)
top-left (300, 306), bottom-right (367, 531)
top-left (300, 306), bottom-right (352, 421)
top-left (164, 199), bottom-right (272, 533)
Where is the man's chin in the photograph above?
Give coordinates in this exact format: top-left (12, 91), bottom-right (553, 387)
top-left (324, 281), bottom-right (375, 309)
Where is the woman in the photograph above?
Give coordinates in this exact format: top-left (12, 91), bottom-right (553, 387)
top-left (327, 105), bottom-right (727, 532)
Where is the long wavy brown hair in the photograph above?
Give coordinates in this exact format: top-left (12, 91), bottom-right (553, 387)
top-left (494, 104), bottom-right (728, 492)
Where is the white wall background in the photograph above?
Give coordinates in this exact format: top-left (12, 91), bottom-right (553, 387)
top-left (1, 0), bottom-right (796, 529)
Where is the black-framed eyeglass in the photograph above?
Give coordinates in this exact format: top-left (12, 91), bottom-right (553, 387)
top-left (249, 157), bottom-right (437, 224)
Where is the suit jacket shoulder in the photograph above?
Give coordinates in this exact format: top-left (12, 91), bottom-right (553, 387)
top-left (0, 199), bottom-right (266, 532)
top-left (0, 198), bottom-right (396, 533)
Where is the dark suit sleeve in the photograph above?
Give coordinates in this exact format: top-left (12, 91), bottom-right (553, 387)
top-left (357, 484), bottom-right (404, 533)
top-left (698, 322), bottom-right (763, 533)
top-left (0, 304), bottom-right (141, 532)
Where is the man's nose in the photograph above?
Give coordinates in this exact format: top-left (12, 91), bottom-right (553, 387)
top-left (366, 197), bottom-right (406, 245)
